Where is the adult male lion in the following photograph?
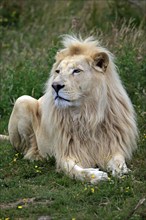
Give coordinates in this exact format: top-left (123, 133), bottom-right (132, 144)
top-left (8, 35), bottom-right (138, 184)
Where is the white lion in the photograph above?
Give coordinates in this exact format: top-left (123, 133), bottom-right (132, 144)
top-left (6, 35), bottom-right (138, 184)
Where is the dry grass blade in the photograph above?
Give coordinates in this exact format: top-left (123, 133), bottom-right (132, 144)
top-left (125, 197), bottom-right (146, 220)
top-left (0, 134), bottom-right (10, 142)
top-left (0, 198), bottom-right (52, 209)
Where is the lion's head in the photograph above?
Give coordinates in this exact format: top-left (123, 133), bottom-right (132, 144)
top-left (49, 35), bottom-right (110, 109)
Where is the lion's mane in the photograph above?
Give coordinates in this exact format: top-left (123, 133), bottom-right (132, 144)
top-left (40, 35), bottom-right (138, 170)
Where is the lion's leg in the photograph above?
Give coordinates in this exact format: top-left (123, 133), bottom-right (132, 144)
top-left (61, 159), bottom-right (108, 184)
top-left (107, 154), bottom-right (130, 176)
top-left (8, 95), bottom-right (42, 160)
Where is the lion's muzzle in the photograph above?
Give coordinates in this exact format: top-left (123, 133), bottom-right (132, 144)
top-left (52, 82), bottom-right (65, 93)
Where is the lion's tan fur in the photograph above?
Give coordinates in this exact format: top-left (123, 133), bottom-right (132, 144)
top-left (8, 35), bottom-right (138, 180)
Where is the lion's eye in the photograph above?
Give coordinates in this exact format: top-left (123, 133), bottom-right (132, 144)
top-left (72, 69), bottom-right (82, 75)
top-left (55, 70), bottom-right (60, 74)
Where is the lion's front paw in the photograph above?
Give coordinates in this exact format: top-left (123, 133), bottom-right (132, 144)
top-left (108, 157), bottom-right (130, 177)
top-left (81, 168), bottom-right (108, 184)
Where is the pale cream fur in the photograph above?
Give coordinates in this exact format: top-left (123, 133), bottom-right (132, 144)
top-left (8, 35), bottom-right (138, 183)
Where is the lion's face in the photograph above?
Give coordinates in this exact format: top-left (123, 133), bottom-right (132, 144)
top-left (50, 45), bottom-right (109, 108)
top-left (51, 55), bottom-right (96, 108)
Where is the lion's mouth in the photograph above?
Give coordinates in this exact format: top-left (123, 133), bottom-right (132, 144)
top-left (55, 95), bottom-right (71, 102)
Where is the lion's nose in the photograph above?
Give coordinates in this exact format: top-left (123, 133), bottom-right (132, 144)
top-left (52, 82), bottom-right (65, 93)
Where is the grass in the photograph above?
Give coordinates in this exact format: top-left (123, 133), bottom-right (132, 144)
top-left (0, 0), bottom-right (146, 219)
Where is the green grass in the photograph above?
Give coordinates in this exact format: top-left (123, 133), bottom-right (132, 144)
top-left (0, 1), bottom-right (146, 219)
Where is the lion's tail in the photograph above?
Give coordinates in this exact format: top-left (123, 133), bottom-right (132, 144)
top-left (0, 134), bottom-right (10, 142)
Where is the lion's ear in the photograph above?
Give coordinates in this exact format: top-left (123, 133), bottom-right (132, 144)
top-left (92, 52), bottom-right (109, 73)
top-left (55, 49), bottom-right (68, 62)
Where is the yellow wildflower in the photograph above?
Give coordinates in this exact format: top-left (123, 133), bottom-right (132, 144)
top-left (36, 169), bottom-right (41, 173)
top-left (91, 187), bottom-right (95, 193)
top-left (17, 205), bottom-right (23, 209)
top-left (91, 174), bottom-right (95, 179)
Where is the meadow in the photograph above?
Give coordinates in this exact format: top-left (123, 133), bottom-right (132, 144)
top-left (0, 1), bottom-right (146, 219)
